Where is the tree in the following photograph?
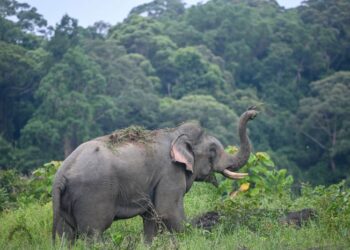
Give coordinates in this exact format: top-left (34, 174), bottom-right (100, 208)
top-left (170, 46), bottom-right (231, 98)
top-left (297, 71), bottom-right (350, 173)
top-left (20, 47), bottom-right (107, 170)
top-left (0, 0), bottom-right (47, 47)
top-left (299, 0), bottom-right (350, 71)
top-left (129, 0), bottom-right (185, 20)
top-left (84, 21), bottom-right (111, 40)
top-left (0, 42), bottom-right (45, 141)
top-left (109, 15), bottom-right (164, 58)
top-left (159, 95), bottom-right (239, 145)
top-left (114, 87), bottom-right (160, 129)
top-left (46, 15), bottom-right (79, 61)
top-left (83, 39), bottom-right (162, 131)
top-left (0, 135), bottom-right (15, 169)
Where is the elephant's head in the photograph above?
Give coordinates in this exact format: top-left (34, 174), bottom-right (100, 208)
top-left (170, 107), bottom-right (258, 181)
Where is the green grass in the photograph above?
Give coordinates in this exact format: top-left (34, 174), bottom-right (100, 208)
top-left (1, 183), bottom-right (350, 249)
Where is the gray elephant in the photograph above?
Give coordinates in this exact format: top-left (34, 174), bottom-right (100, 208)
top-left (52, 108), bottom-right (258, 243)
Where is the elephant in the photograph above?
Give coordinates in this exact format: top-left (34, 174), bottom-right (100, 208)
top-left (52, 107), bottom-right (258, 243)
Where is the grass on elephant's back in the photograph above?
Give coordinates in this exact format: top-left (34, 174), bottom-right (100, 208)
top-left (106, 125), bottom-right (155, 148)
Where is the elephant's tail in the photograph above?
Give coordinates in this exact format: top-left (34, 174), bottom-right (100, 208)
top-left (52, 175), bottom-right (76, 242)
top-left (52, 179), bottom-right (60, 242)
top-left (52, 174), bottom-right (65, 243)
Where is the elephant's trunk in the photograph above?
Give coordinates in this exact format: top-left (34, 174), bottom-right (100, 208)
top-left (229, 107), bottom-right (258, 170)
top-left (221, 107), bottom-right (258, 179)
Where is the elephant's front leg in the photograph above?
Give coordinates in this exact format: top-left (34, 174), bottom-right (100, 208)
top-left (154, 179), bottom-right (186, 233)
top-left (141, 210), bottom-right (159, 244)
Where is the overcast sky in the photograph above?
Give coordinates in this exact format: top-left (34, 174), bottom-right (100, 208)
top-left (25, 0), bottom-right (302, 27)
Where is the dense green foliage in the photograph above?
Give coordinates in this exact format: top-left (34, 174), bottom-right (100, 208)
top-left (1, 0), bottom-right (350, 185)
top-left (221, 147), bottom-right (294, 197)
top-left (0, 161), bottom-right (59, 211)
top-left (0, 157), bottom-right (349, 249)
top-left (1, 2), bottom-right (349, 248)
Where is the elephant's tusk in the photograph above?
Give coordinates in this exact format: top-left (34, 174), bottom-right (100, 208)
top-left (223, 169), bottom-right (248, 179)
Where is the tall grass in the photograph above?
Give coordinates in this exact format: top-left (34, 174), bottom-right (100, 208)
top-left (1, 182), bottom-right (350, 249)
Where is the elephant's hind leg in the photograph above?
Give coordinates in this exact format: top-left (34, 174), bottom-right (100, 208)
top-left (56, 215), bottom-right (76, 242)
top-left (73, 197), bottom-right (115, 238)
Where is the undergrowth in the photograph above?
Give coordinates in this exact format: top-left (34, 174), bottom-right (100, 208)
top-left (1, 182), bottom-right (350, 249)
top-left (1, 153), bottom-right (350, 249)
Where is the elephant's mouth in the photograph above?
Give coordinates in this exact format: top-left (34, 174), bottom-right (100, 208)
top-left (222, 169), bottom-right (248, 180)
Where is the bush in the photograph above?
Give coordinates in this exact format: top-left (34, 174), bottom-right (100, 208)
top-left (0, 169), bottom-right (28, 211)
top-left (219, 148), bottom-right (294, 198)
top-left (27, 161), bottom-right (61, 203)
top-left (0, 161), bottom-right (61, 210)
top-left (0, 187), bottom-right (10, 211)
top-left (294, 181), bottom-right (350, 233)
top-left (216, 151), bottom-right (350, 247)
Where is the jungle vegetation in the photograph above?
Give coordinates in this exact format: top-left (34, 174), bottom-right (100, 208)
top-left (1, 0), bottom-right (350, 186)
top-left (1, 1), bottom-right (350, 249)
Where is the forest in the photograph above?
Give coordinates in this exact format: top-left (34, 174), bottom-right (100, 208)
top-left (1, 0), bottom-right (349, 184)
top-left (1, 0), bottom-right (350, 249)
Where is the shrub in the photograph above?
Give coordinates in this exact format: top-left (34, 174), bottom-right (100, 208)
top-left (0, 161), bottom-right (61, 210)
top-left (26, 161), bottom-right (61, 203)
top-left (294, 181), bottom-right (350, 233)
top-left (0, 169), bottom-right (28, 211)
top-left (219, 147), bottom-right (294, 198)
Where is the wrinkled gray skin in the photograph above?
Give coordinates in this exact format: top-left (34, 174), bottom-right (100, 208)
top-left (52, 109), bottom-right (257, 243)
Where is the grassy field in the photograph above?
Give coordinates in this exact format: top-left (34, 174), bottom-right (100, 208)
top-left (1, 182), bottom-right (350, 250)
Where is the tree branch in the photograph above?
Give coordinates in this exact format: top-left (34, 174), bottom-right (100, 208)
top-left (301, 131), bottom-right (328, 150)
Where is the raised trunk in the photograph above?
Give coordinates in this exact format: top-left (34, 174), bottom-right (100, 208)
top-left (229, 108), bottom-right (258, 170)
top-left (214, 108), bottom-right (258, 180)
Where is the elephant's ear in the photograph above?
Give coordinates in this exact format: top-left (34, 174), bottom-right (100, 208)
top-left (170, 134), bottom-right (194, 173)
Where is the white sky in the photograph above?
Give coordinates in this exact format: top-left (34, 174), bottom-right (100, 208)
top-left (25, 0), bottom-right (302, 27)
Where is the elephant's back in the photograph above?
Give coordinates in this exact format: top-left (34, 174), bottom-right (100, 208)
top-left (62, 140), bottom-right (158, 216)
top-left (62, 139), bottom-right (153, 185)
top-left (62, 140), bottom-right (117, 177)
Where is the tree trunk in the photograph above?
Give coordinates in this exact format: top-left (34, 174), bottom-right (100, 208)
top-left (330, 129), bottom-right (337, 172)
top-left (330, 157), bottom-right (336, 172)
top-left (167, 83), bottom-right (172, 97)
top-left (64, 136), bottom-right (74, 158)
